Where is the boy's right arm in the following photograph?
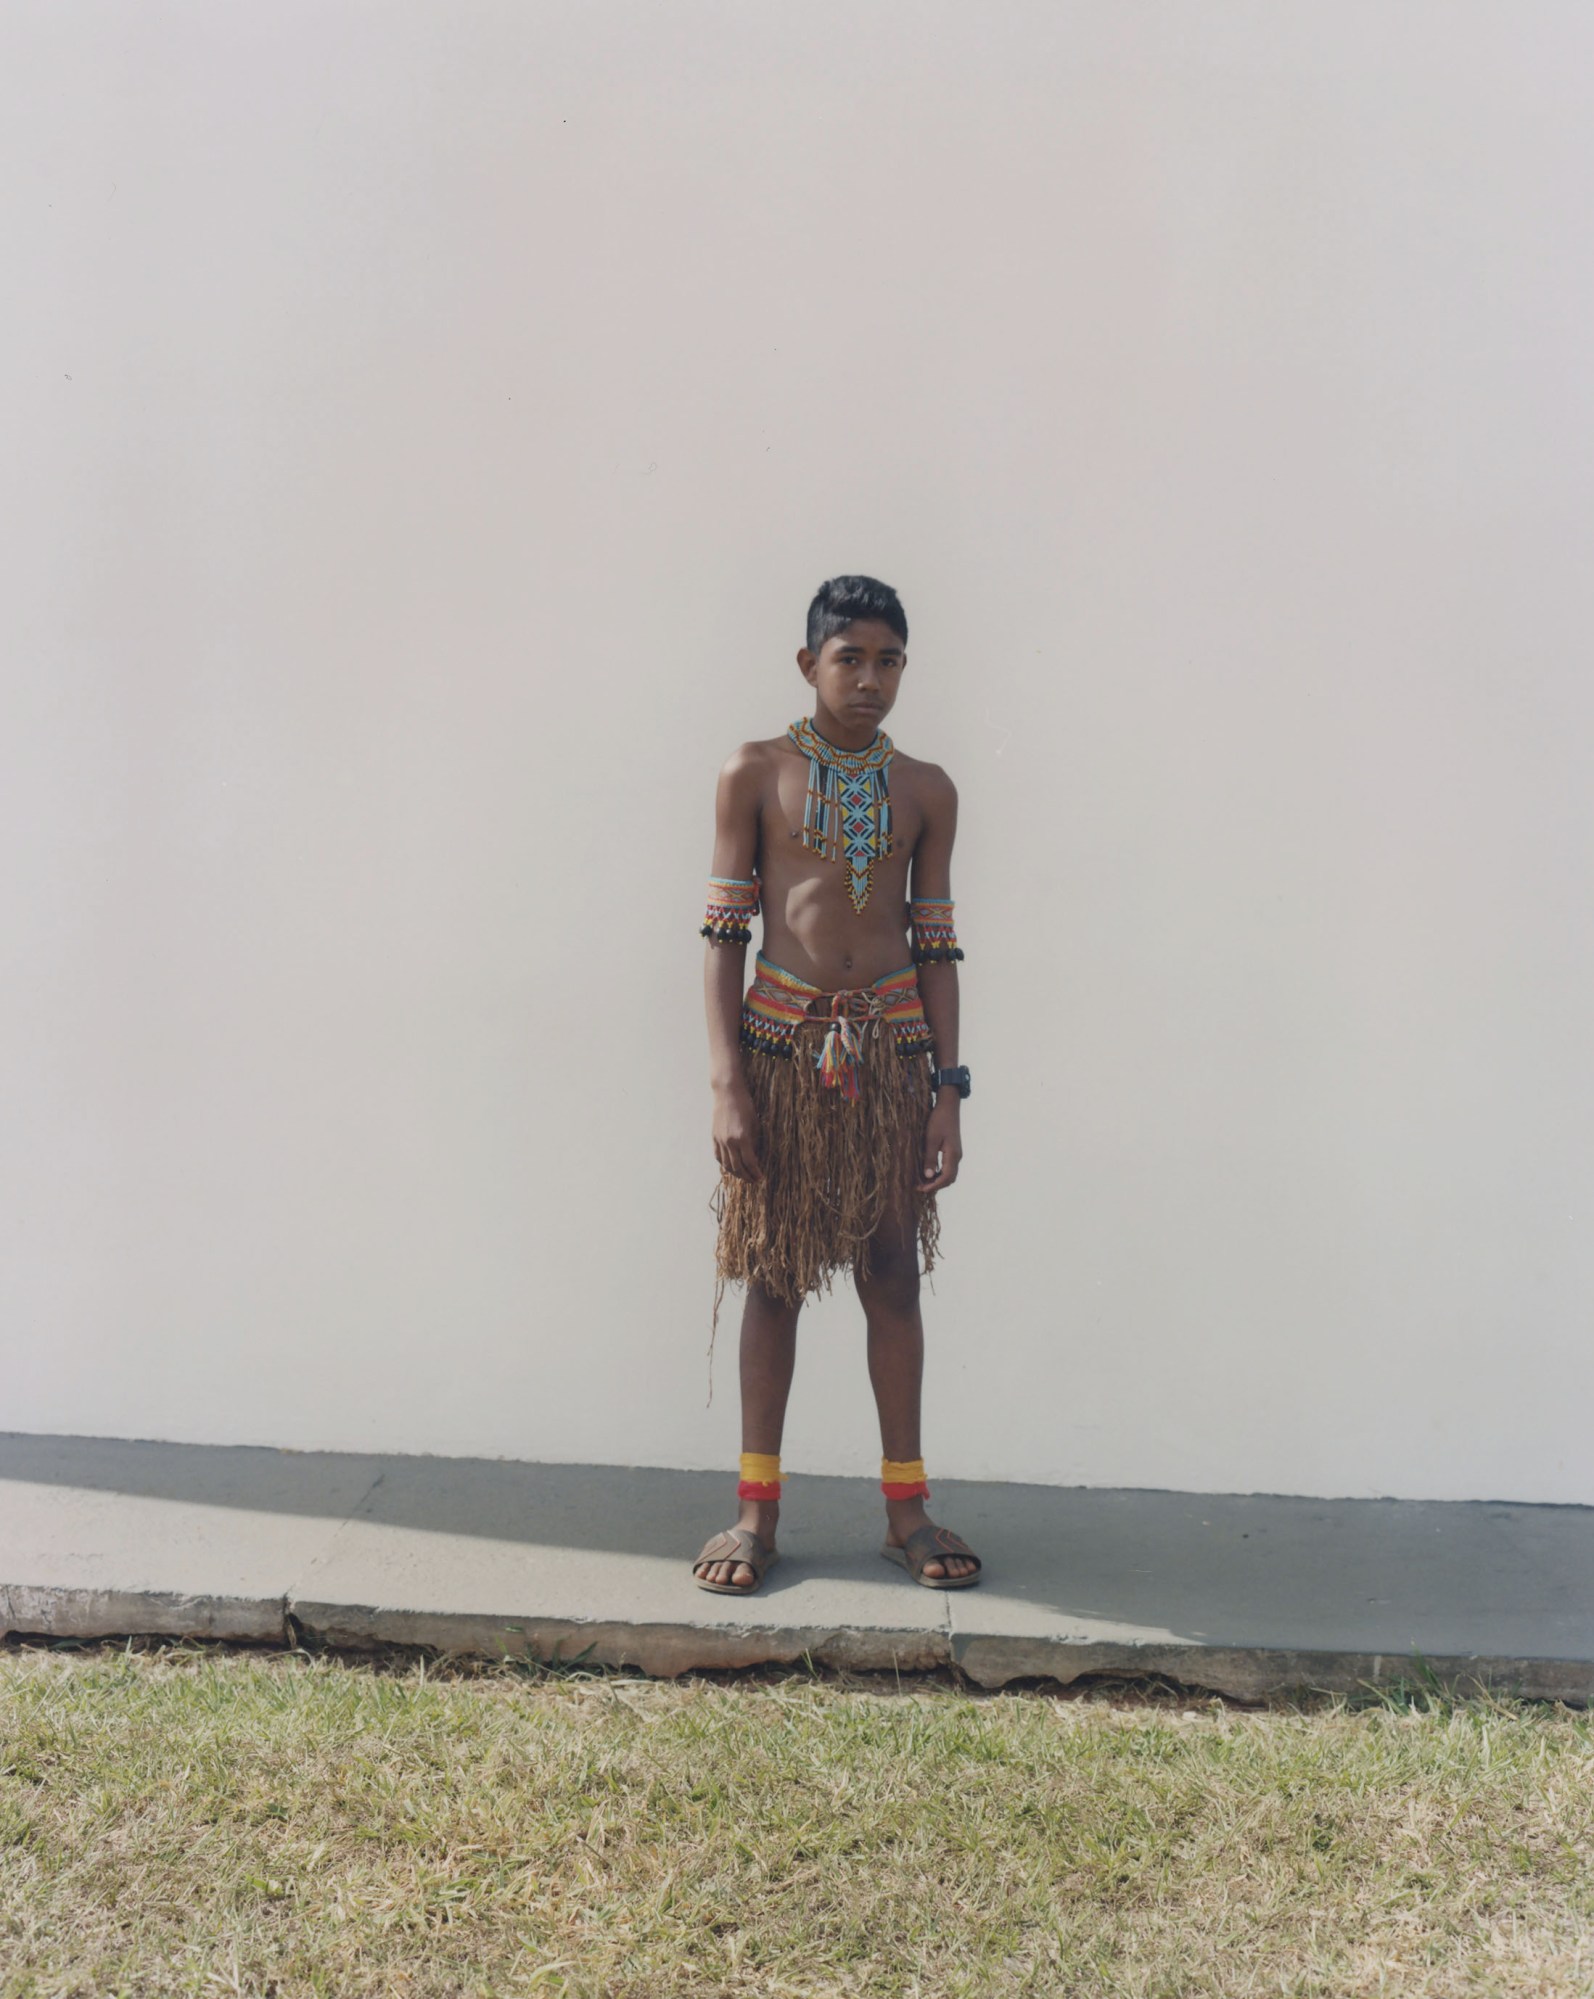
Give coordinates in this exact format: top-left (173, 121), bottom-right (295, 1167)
top-left (704, 747), bottom-right (763, 1182)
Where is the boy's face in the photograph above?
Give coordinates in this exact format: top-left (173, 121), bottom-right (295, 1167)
top-left (796, 618), bottom-right (907, 733)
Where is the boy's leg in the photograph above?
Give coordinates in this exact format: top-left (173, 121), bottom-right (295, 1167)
top-left (693, 1279), bottom-right (801, 1588)
top-left (855, 1205), bottom-right (978, 1580)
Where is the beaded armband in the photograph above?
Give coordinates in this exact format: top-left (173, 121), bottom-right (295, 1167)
top-left (701, 876), bottom-right (760, 945)
top-left (909, 897), bottom-right (964, 965)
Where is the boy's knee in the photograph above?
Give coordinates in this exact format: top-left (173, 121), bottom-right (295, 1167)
top-left (746, 1280), bottom-right (802, 1327)
top-left (857, 1236), bottom-right (920, 1306)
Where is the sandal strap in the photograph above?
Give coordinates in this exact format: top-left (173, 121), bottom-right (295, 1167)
top-left (902, 1523), bottom-right (981, 1569)
top-left (696, 1526), bottom-right (770, 1569)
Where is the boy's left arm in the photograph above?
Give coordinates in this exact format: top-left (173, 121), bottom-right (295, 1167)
top-left (910, 766), bottom-right (963, 1192)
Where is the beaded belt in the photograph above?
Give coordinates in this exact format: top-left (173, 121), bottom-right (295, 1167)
top-left (740, 953), bottom-right (933, 1099)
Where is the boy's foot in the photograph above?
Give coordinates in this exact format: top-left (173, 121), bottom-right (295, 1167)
top-left (692, 1501), bottom-right (779, 1590)
top-left (883, 1497), bottom-right (979, 1580)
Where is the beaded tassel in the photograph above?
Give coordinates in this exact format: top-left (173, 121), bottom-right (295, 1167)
top-left (909, 897), bottom-right (964, 965)
top-left (881, 1456), bottom-right (930, 1500)
top-left (815, 1005), bottom-right (864, 1101)
top-left (738, 1451), bottom-right (783, 1500)
top-left (702, 875), bottom-right (760, 945)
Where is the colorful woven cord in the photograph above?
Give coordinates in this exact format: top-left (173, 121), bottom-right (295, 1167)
top-left (881, 1455), bottom-right (930, 1499)
top-left (702, 875), bottom-right (760, 945)
top-left (909, 897), bottom-right (964, 964)
top-left (787, 717), bottom-right (894, 914)
top-left (738, 1451), bottom-right (783, 1500)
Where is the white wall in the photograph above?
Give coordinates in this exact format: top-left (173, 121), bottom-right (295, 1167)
top-left (4, 2), bottom-right (1592, 1502)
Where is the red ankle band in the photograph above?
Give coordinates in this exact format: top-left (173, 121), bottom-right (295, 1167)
top-left (738, 1452), bottom-right (782, 1502)
top-left (881, 1456), bottom-right (929, 1500)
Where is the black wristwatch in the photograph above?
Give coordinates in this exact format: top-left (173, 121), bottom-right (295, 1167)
top-left (932, 1064), bottom-right (972, 1100)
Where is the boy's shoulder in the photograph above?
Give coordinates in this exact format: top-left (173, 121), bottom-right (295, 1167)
top-left (892, 746), bottom-right (958, 799)
top-left (720, 734), bottom-right (954, 773)
top-left (716, 734), bottom-right (957, 804)
top-left (720, 734), bottom-right (789, 768)
top-left (715, 737), bottom-right (789, 796)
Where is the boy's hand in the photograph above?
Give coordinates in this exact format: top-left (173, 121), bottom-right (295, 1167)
top-left (921, 1094), bottom-right (963, 1191)
top-left (712, 1081), bottom-right (763, 1182)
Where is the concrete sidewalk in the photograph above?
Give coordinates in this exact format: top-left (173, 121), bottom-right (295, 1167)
top-left (2, 1433), bottom-right (1590, 1703)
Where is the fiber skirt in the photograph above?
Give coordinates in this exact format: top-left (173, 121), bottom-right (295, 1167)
top-left (711, 1014), bottom-right (941, 1313)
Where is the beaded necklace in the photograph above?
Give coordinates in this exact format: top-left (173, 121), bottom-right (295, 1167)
top-left (787, 716), bottom-right (895, 915)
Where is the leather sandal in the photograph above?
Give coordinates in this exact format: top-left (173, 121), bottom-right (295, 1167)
top-left (881, 1522), bottom-right (983, 1589)
top-left (692, 1525), bottom-right (780, 1594)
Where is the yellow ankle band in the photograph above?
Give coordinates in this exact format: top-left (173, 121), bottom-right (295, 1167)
top-left (881, 1458), bottom-right (926, 1483)
top-left (740, 1452), bottom-right (783, 1482)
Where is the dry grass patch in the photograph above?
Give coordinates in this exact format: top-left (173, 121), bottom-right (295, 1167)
top-left (0, 1640), bottom-right (1590, 1997)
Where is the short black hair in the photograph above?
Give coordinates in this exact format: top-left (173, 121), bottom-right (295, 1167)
top-left (806, 575), bottom-right (908, 654)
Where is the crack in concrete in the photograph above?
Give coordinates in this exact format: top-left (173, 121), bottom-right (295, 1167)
top-left (280, 1467), bottom-right (388, 1632)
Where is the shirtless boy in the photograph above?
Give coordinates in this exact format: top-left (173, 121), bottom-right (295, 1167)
top-left (692, 574), bottom-right (981, 1594)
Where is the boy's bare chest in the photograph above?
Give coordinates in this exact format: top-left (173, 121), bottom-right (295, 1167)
top-left (757, 754), bottom-right (922, 897)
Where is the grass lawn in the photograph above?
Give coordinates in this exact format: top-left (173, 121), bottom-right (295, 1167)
top-left (1, 1639), bottom-right (1591, 1997)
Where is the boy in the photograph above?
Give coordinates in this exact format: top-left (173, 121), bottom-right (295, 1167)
top-left (692, 574), bottom-right (981, 1593)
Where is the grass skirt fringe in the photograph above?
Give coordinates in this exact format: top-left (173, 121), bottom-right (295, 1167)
top-left (707, 1021), bottom-right (941, 1400)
